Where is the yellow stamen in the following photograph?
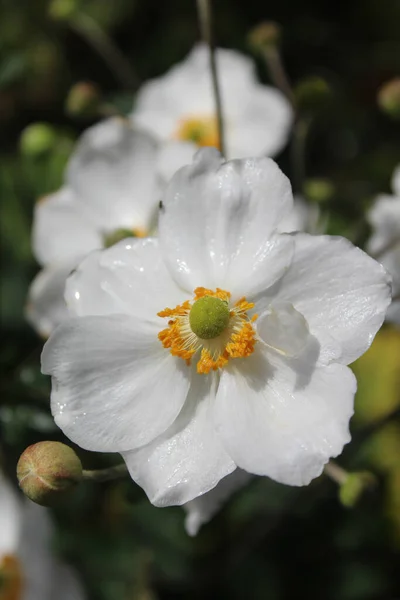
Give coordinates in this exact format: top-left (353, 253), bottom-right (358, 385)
top-left (157, 288), bottom-right (257, 374)
top-left (174, 116), bottom-right (220, 149)
top-left (0, 555), bottom-right (24, 600)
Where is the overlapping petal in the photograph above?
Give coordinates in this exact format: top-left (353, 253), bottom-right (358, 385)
top-left (213, 345), bottom-right (356, 486)
top-left (67, 118), bottom-right (160, 232)
top-left (159, 149), bottom-right (294, 294)
top-left (122, 370), bottom-right (235, 507)
top-left (32, 188), bottom-right (101, 267)
top-left (41, 315), bottom-right (190, 452)
top-left (65, 238), bottom-right (189, 320)
top-left (26, 262), bottom-right (77, 338)
top-left (269, 233), bottom-right (392, 365)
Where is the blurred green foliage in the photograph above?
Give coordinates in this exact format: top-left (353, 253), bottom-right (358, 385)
top-left (1, 0), bottom-right (400, 599)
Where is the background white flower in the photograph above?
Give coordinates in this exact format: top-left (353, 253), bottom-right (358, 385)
top-left (130, 43), bottom-right (293, 159)
top-left (26, 118), bottom-right (194, 337)
top-left (42, 149), bottom-right (391, 511)
top-left (367, 165), bottom-right (400, 325)
top-left (0, 471), bottom-right (84, 600)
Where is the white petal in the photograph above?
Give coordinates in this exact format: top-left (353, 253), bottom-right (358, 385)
top-left (256, 302), bottom-right (310, 357)
top-left (277, 196), bottom-right (320, 234)
top-left (41, 315), bottom-right (190, 452)
top-left (183, 469), bottom-right (252, 536)
top-left (32, 188), bottom-right (101, 267)
top-left (122, 371), bottom-right (235, 507)
top-left (228, 85), bottom-right (293, 158)
top-left (272, 233), bottom-right (392, 365)
top-left (0, 472), bottom-right (22, 555)
top-left (159, 149), bottom-right (294, 294)
top-left (156, 140), bottom-right (197, 185)
top-left (65, 238), bottom-right (189, 320)
top-left (367, 194), bottom-right (400, 255)
top-left (67, 118), bottom-right (160, 232)
top-left (213, 346), bottom-right (356, 486)
top-left (26, 262), bottom-right (77, 337)
top-left (48, 563), bottom-right (86, 600)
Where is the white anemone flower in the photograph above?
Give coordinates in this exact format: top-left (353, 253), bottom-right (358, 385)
top-left (0, 472), bottom-right (84, 600)
top-left (27, 118), bottom-right (194, 337)
top-left (42, 149), bottom-right (391, 511)
top-left (367, 165), bottom-right (400, 325)
top-left (131, 43), bottom-right (293, 159)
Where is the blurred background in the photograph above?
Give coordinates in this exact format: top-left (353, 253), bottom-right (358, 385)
top-left (1, 1), bottom-right (400, 598)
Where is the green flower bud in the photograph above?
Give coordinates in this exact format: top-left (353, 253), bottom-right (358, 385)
top-left (48, 0), bottom-right (79, 20)
top-left (189, 296), bottom-right (230, 339)
top-left (248, 21), bottom-right (281, 53)
top-left (66, 81), bottom-right (102, 118)
top-left (303, 178), bottom-right (335, 204)
top-left (339, 471), bottom-right (377, 508)
top-left (378, 78), bottom-right (400, 120)
top-left (17, 441), bottom-right (83, 506)
top-left (294, 76), bottom-right (332, 113)
top-left (20, 123), bottom-right (57, 157)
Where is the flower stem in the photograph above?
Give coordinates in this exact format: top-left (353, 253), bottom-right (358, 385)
top-left (196, 0), bottom-right (226, 157)
top-left (324, 460), bottom-right (348, 485)
top-left (261, 45), bottom-right (295, 108)
top-left (70, 13), bottom-right (138, 90)
top-left (82, 463), bottom-right (128, 482)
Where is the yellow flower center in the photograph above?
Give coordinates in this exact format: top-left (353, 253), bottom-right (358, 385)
top-left (0, 555), bottom-right (23, 600)
top-left (174, 115), bottom-right (220, 149)
top-left (158, 287), bottom-right (257, 374)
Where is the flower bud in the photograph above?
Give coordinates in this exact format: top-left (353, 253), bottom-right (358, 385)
top-left (17, 441), bottom-right (83, 506)
top-left (339, 471), bottom-right (377, 508)
top-left (378, 78), bottom-right (400, 120)
top-left (303, 178), bottom-right (335, 204)
top-left (294, 76), bottom-right (332, 113)
top-left (48, 0), bottom-right (79, 20)
top-left (66, 82), bottom-right (102, 118)
top-left (248, 21), bottom-right (281, 53)
top-left (20, 123), bottom-right (57, 157)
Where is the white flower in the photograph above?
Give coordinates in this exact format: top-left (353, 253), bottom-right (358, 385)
top-left (131, 43), bottom-right (293, 159)
top-left (27, 118), bottom-right (194, 337)
top-left (367, 165), bottom-right (400, 325)
top-left (0, 471), bottom-right (84, 600)
top-left (42, 149), bottom-right (391, 510)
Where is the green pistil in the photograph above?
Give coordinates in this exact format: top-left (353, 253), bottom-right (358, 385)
top-left (189, 296), bottom-right (230, 339)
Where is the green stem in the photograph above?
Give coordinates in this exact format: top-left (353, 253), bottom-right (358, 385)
top-left (196, 0), bottom-right (226, 157)
top-left (70, 13), bottom-right (138, 90)
top-left (324, 460), bottom-right (348, 485)
top-left (262, 46), bottom-right (295, 108)
top-left (82, 463), bottom-right (128, 482)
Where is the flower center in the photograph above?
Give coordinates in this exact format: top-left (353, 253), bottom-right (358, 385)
top-left (189, 296), bottom-right (230, 339)
top-left (174, 115), bottom-right (220, 149)
top-left (158, 287), bottom-right (257, 374)
top-left (0, 555), bottom-right (23, 600)
top-left (103, 227), bottom-right (146, 248)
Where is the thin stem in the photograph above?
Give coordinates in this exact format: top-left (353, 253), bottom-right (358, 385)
top-left (82, 463), bottom-right (128, 482)
top-left (324, 460), bottom-right (348, 486)
top-left (290, 116), bottom-right (311, 194)
top-left (70, 13), bottom-right (138, 90)
top-left (196, 0), bottom-right (226, 157)
top-left (262, 46), bottom-right (295, 108)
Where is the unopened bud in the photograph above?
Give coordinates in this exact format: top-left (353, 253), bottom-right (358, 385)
top-left (378, 78), bottom-right (400, 120)
top-left (17, 441), bottom-right (83, 506)
top-left (294, 76), bottom-right (332, 113)
top-left (48, 0), bottom-right (79, 20)
top-left (248, 21), bottom-right (281, 53)
top-left (66, 82), bottom-right (102, 118)
top-left (20, 123), bottom-right (57, 157)
top-left (303, 178), bottom-right (335, 204)
top-left (339, 471), bottom-right (377, 508)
